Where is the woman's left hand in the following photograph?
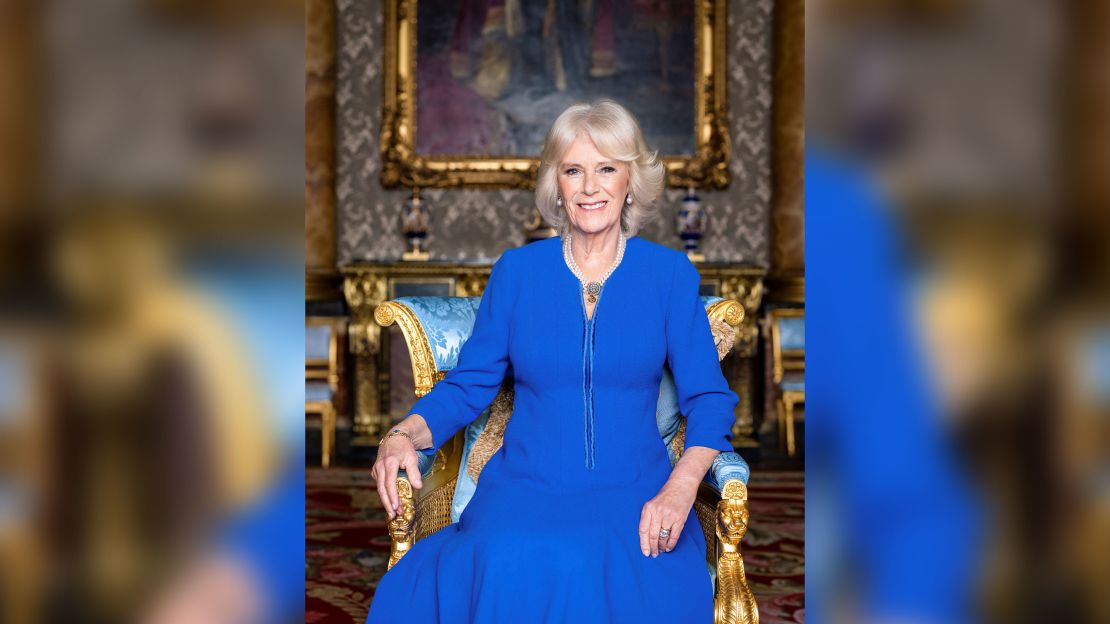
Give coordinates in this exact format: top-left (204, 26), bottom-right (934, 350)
top-left (638, 475), bottom-right (699, 557)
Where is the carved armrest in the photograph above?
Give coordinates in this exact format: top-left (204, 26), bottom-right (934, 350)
top-left (386, 475), bottom-right (417, 570)
top-left (384, 429), bottom-right (466, 570)
top-left (386, 469), bottom-right (453, 571)
top-left (704, 451), bottom-right (751, 492)
top-left (704, 479), bottom-right (760, 624)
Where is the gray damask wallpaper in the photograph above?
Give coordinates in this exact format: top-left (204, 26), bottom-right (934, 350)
top-left (336, 0), bottom-right (772, 265)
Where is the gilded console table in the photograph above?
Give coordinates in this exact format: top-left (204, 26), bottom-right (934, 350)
top-left (342, 261), bottom-right (764, 446)
top-left (342, 261), bottom-right (493, 440)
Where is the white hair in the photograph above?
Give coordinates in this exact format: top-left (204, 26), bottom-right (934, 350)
top-left (535, 99), bottom-right (666, 237)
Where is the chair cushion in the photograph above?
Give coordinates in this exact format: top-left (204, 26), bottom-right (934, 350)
top-left (305, 324), bottom-right (333, 360)
top-left (450, 405), bottom-right (492, 522)
top-left (393, 296), bottom-right (482, 372)
top-left (305, 381), bottom-right (333, 403)
top-left (778, 315), bottom-right (805, 351)
top-left (779, 372), bottom-right (805, 393)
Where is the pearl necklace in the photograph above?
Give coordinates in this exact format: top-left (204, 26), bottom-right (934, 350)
top-left (562, 233), bottom-right (626, 304)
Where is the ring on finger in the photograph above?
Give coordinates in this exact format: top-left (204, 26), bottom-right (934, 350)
top-left (658, 527), bottom-right (672, 539)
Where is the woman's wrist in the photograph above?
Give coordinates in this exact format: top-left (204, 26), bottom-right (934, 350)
top-left (666, 471), bottom-right (702, 491)
top-left (669, 447), bottom-right (719, 488)
top-left (378, 414), bottom-right (435, 451)
top-left (397, 414), bottom-right (434, 449)
top-left (378, 427), bottom-right (416, 448)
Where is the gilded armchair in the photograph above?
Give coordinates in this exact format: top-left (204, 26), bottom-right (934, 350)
top-left (374, 295), bottom-right (759, 624)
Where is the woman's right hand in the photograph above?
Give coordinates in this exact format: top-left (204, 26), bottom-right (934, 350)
top-left (371, 418), bottom-right (430, 519)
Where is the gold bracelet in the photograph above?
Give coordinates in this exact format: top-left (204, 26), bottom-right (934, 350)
top-left (378, 428), bottom-right (415, 447)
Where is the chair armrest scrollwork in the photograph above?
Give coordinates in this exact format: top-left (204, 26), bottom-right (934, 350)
top-left (374, 301), bottom-right (439, 398)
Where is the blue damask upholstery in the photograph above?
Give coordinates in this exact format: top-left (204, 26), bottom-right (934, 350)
top-left (449, 406), bottom-right (492, 520)
top-left (392, 297), bottom-right (481, 372)
top-left (706, 452), bottom-right (751, 490)
top-left (778, 316), bottom-right (805, 352)
top-left (393, 294), bottom-right (749, 521)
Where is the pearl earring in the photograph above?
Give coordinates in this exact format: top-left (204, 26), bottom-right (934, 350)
top-left (625, 194), bottom-right (633, 206)
top-left (556, 194), bottom-right (563, 207)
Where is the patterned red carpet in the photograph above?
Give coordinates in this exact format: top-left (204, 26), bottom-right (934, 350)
top-left (306, 467), bottom-right (803, 623)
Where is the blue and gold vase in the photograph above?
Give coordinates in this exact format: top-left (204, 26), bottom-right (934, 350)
top-left (675, 187), bottom-right (706, 262)
top-left (401, 187), bottom-right (430, 261)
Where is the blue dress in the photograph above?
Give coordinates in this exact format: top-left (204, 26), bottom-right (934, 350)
top-left (365, 236), bottom-right (738, 623)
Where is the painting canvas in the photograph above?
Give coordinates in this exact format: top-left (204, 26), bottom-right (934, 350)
top-left (381, 0), bottom-right (728, 189)
top-left (413, 0), bottom-right (696, 157)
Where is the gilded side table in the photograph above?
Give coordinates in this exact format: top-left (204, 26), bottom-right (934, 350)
top-left (342, 262), bottom-right (493, 439)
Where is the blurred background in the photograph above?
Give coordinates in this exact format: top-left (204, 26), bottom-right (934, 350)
top-left (3, 0), bottom-right (1109, 622)
top-left (0, 0), bottom-right (304, 622)
top-left (807, 0), bottom-right (1107, 623)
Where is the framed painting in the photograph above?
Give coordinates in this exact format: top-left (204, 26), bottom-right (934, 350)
top-left (381, 0), bottom-right (730, 189)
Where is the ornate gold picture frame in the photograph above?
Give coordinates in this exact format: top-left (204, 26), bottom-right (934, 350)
top-left (380, 0), bottom-right (730, 190)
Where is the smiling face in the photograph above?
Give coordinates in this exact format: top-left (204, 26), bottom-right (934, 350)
top-left (557, 133), bottom-right (630, 238)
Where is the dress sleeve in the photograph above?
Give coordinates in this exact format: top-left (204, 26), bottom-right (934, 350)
top-left (665, 254), bottom-right (738, 453)
top-left (408, 251), bottom-right (515, 455)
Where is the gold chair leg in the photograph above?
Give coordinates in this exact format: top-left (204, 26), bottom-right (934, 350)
top-left (386, 477), bottom-right (416, 570)
top-left (321, 405), bottom-right (336, 468)
top-left (715, 481), bottom-right (759, 624)
top-left (776, 397), bottom-right (788, 455)
top-left (784, 399), bottom-right (796, 457)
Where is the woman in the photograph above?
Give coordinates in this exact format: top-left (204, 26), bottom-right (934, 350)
top-left (366, 99), bottom-right (737, 623)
